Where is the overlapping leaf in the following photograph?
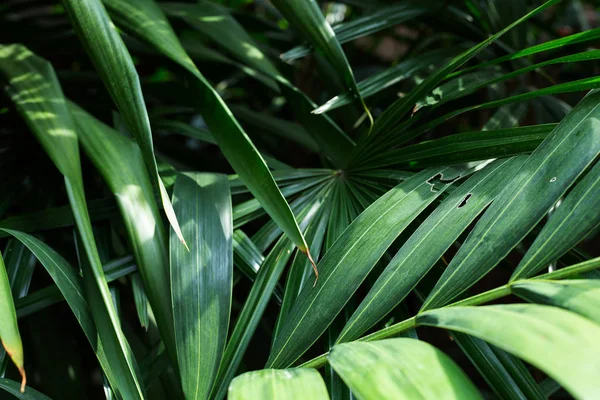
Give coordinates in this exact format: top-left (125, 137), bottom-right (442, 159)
top-left (422, 89), bottom-right (600, 310)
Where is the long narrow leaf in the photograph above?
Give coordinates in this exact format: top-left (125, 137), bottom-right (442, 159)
top-left (0, 45), bottom-right (144, 399)
top-left (210, 199), bottom-right (325, 400)
top-left (338, 157), bottom-right (526, 343)
top-left (69, 102), bottom-right (176, 365)
top-left (268, 0), bottom-right (369, 117)
top-left (0, 252), bottom-right (25, 392)
top-left (422, 89), bottom-right (600, 310)
top-left (102, 0), bottom-right (312, 261)
top-left (512, 280), bottom-right (600, 323)
top-left (512, 160), bottom-right (600, 280)
top-left (267, 166), bottom-right (468, 368)
top-left (171, 173), bottom-right (233, 400)
top-left (62, 0), bottom-right (185, 247)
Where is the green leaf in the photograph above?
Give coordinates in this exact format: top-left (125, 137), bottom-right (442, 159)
top-left (210, 199), bottom-right (325, 400)
top-left (69, 102), bottom-right (176, 365)
top-left (62, 0), bottom-right (186, 247)
top-left (512, 280), bottom-right (600, 324)
top-left (338, 157), bottom-right (526, 343)
top-left (160, 1), bottom-right (354, 167)
top-left (329, 339), bottom-right (481, 400)
top-left (282, 0), bottom-right (441, 62)
top-left (415, 68), bottom-right (504, 112)
top-left (170, 173), bottom-right (233, 400)
top-left (452, 333), bottom-right (542, 400)
top-left (452, 27), bottom-right (600, 78)
top-left (0, 45), bottom-right (144, 399)
top-left (369, 0), bottom-right (561, 137)
top-left (267, 166), bottom-right (467, 369)
top-left (0, 229), bottom-right (121, 398)
top-left (103, 0), bottom-right (312, 259)
top-left (511, 160), bottom-right (600, 280)
top-left (228, 369), bottom-right (329, 400)
top-left (159, 2), bottom-right (280, 79)
top-left (404, 76), bottom-right (600, 145)
top-left (314, 47), bottom-right (463, 114)
top-left (418, 304), bottom-right (600, 399)
top-left (0, 378), bottom-right (51, 400)
top-left (362, 125), bottom-right (553, 169)
top-left (418, 50), bottom-right (600, 115)
top-left (0, 251), bottom-right (25, 392)
top-left (421, 89), bottom-right (600, 310)
top-left (268, 0), bottom-right (369, 118)
top-left (131, 274), bottom-right (149, 330)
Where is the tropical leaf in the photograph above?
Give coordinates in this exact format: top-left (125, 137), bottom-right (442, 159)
top-left (267, 166), bottom-right (468, 368)
top-left (170, 173), bottom-right (233, 400)
top-left (268, 0), bottom-right (370, 119)
top-left (0, 45), bottom-right (144, 399)
top-left (338, 157), bottom-right (526, 343)
top-left (62, 0), bottom-right (185, 247)
top-left (452, 333), bottom-right (543, 400)
top-left (102, 0), bottom-right (312, 260)
top-left (422, 89), bottom-right (600, 310)
top-left (512, 280), bottom-right (600, 323)
top-left (329, 339), bottom-right (481, 400)
top-left (0, 378), bottom-right (51, 400)
top-left (69, 101), bottom-right (176, 364)
top-left (228, 369), bottom-right (329, 400)
top-left (0, 251), bottom-right (25, 392)
top-left (512, 160), bottom-right (600, 280)
top-left (418, 304), bottom-right (600, 399)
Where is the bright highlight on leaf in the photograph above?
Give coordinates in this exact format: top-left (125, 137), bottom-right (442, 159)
top-left (2, 1), bottom-right (600, 399)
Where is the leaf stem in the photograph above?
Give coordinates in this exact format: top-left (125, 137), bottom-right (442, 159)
top-left (298, 256), bottom-right (600, 370)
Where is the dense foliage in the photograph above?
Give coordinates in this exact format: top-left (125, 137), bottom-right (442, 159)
top-left (1, 0), bottom-right (599, 399)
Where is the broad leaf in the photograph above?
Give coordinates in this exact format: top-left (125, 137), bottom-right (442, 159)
top-left (512, 280), bottom-right (600, 323)
top-left (419, 304), bottom-right (600, 399)
top-left (228, 369), bottom-right (329, 400)
top-left (171, 173), bottom-right (233, 400)
top-left (329, 339), bottom-right (481, 400)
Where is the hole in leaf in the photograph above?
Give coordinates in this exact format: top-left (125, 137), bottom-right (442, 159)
top-left (458, 193), bottom-right (472, 208)
top-left (427, 173), bottom-right (460, 192)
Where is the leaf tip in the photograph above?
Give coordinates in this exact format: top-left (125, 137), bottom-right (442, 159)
top-left (18, 366), bottom-right (26, 393)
